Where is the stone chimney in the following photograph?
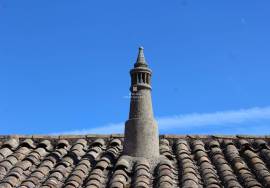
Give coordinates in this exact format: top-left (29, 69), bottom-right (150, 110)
top-left (123, 47), bottom-right (160, 159)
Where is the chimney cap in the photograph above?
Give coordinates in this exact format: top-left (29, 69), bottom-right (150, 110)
top-left (135, 46), bottom-right (148, 67)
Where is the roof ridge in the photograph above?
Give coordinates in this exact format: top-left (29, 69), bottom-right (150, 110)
top-left (0, 134), bottom-right (269, 140)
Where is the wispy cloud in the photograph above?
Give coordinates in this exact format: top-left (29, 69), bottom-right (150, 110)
top-left (56, 106), bottom-right (270, 135)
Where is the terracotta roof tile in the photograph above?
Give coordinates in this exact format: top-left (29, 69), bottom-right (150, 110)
top-left (1, 135), bottom-right (270, 187)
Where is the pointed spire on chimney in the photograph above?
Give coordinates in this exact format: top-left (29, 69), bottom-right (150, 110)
top-left (135, 46), bottom-right (148, 67)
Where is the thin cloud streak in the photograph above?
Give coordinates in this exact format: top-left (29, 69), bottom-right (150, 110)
top-left (56, 106), bottom-right (270, 135)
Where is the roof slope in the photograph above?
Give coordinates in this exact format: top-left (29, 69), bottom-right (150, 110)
top-left (0, 135), bottom-right (270, 188)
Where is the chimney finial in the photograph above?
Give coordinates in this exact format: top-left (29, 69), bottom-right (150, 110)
top-left (135, 46), bottom-right (148, 67)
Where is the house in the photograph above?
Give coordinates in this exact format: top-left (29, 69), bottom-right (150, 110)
top-left (0, 48), bottom-right (269, 188)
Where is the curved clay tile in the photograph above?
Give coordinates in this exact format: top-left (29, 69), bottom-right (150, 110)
top-left (133, 159), bottom-right (151, 188)
top-left (175, 139), bottom-right (202, 188)
top-left (109, 158), bottom-right (131, 188)
top-left (115, 157), bottom-right (131, 172)
top-left (110, 138), bottom-right (122, 147)
top-left (1, 138), bottom-right (19, 150)
top-left (192, 140), bottom-right (221, 188)
top-left (91, 138), bottom-right (105, 148)
top-left (38, 140), bottom-right (53, 152)
top-left (20, 139), bottom-right (36, 149)
top-left (242, 147), bottom-right (270, 187)
top-left (160, 139), bottom-right (174, 160)
top-left (208, 140), bottom-right (242, 188)
top-left (84, 139), bottom-right (122, 188)
top-left (57, 139), bottom-right (70, 149)
top-left (0, 142), bottom-right (49, 188)
top-left (156, 159), bottom-right (177, 187)
top-left (0, 144), bottom-right (32, 181)
top-left (223, 139), bottom-right (262, 188)
top-left (0, 147), bottom-right (13, 163)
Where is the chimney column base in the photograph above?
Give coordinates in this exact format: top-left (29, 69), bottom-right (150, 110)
top-left (123, 118), bottom-right (160, 159)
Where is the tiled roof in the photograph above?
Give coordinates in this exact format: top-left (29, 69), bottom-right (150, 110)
top-left (0, 135), bottom-right (270, 188)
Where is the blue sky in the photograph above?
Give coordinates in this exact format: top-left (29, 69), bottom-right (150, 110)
top-left (1, 1), bottom-right (270, 135)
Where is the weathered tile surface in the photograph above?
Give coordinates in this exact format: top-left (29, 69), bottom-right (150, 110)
top-left (1, 135), bottom-right (270, 187)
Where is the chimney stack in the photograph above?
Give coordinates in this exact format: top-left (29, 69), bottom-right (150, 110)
top-left (123, 47), bottom-right (160, 159)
